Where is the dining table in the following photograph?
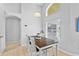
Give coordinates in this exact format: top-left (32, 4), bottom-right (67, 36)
top-left (34, 36), bottom-right (58, 56)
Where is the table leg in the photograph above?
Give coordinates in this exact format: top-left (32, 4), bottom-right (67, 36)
top-left (52, 46), bottom-right (54, 56)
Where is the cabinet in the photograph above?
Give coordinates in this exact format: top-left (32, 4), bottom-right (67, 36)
top-left (45, 19), bottom-right (60, 41)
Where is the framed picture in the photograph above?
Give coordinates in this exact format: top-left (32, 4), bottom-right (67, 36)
top-left (77, 16), bottom-right (79, 32)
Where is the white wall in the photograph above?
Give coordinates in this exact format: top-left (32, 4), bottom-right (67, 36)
top-left (0, 3), bottom-right (21, 52)
top-left (3, 3), bottom-right (42, 46)
top-left (2, 3), bottom-right (21, 13)
top-left (69, 3), bottom-right (79, 55)
top-left (0, 3), bottom-right (42, 50)
top-left (43, 3), bottom-right (79, 55)
top-left (0, 8), bottom-right (5, 52)
top-left (21, 3), bottom-right (42, 46)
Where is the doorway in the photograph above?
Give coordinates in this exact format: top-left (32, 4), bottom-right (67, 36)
top-left (5, 16), bottom-right (21, 49)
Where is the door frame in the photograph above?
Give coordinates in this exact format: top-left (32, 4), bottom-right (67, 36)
top-left (5, 15), bottom-right (21, 47)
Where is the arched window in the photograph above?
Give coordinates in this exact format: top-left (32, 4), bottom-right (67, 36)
top-left (46, 3), bottom-right (61, 16)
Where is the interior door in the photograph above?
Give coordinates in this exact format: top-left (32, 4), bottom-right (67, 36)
top-left (5, 16), bottom-right (21, 44)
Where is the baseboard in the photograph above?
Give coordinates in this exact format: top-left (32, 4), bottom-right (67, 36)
top-left (0, 48), bottom-right (5, 55)
top-left (58, 48), bottom-right (79, 56)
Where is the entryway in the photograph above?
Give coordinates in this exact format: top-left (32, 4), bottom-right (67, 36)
top-left (5, 15), bottom-right (21, 50)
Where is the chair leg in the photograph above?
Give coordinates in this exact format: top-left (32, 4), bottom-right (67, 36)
top-left (39, 50), bottom-right (43, 56)
top-left (43, 50), bottom-right (47, 56)
top-left (56, 44), bottom-right (58, 56)
top-left (45, 50), bottom-right (47, 56)
top-left (38, 50), bottom-right (47, 56)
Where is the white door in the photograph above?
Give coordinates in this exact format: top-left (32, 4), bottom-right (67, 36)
top-left (5, 16), bottom-right (21, 44)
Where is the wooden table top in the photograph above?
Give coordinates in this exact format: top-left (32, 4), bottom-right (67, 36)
top-left (35, 38), bottom-right (58, 48)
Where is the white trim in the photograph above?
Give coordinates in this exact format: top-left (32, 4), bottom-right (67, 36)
top-left (45, 22), bottom-right (48, 38)
top-left (58, 48), bottom-right (79, 56)
top-left (5, 12), bottom-right (21, 19)
top-left (46, 3), bottom-right (54, 17)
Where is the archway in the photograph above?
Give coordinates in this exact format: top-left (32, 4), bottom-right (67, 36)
top-left (5, 15), bottom-right (21, 49)
top-left (46, 3), bottom-right (61, 16)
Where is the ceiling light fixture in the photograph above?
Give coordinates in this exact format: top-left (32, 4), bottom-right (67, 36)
top-left (33, 12), bottom-right (41, 17)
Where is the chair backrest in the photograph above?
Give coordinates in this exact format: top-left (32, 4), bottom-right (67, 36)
top-left (28, 36), bottom-right (35, 46)
top-left (28, 36), bottom-right (37, 53)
